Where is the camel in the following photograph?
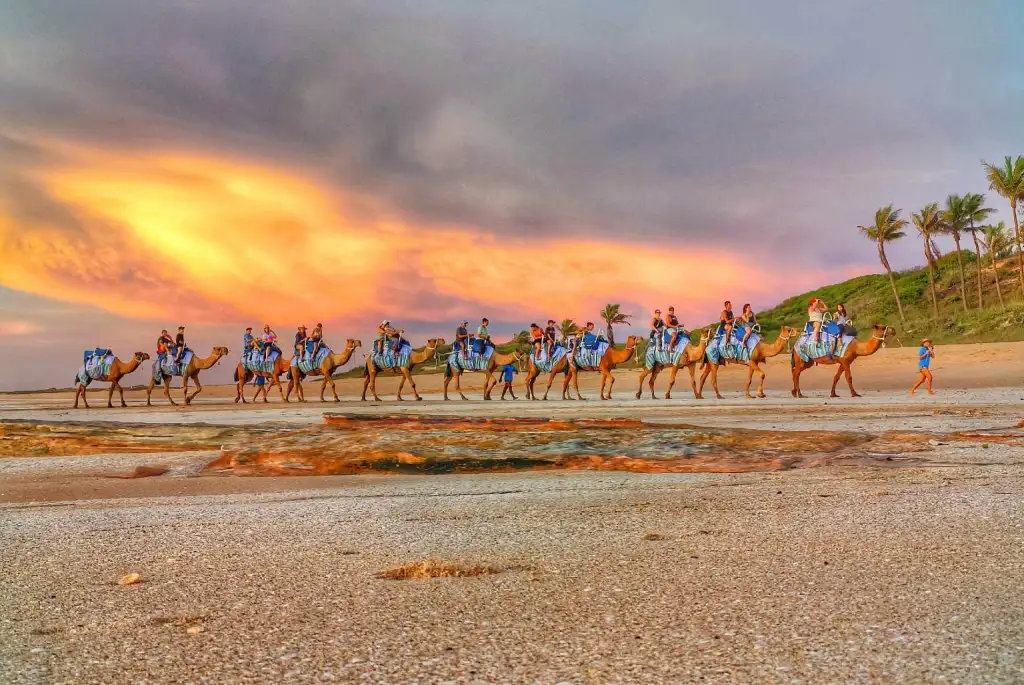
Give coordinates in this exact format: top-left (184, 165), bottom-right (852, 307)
top-left (565, 335), bottom-right (642, 400)
top-left (523, 346), bottom-right (573, 401)
top-left (73, 352), bottom-right (150, 408)
top-left (697, 327), bottom-right (798, 399)
top-left (146, 347), bottom-right (230, 406)
top-left (233, 352), bottom-right (293, 404)
top-left (635, 329), bottom-right (711, 400)
top-left (444, 346), bottom-right (526, 401)
top-left (791, 324), bottom-right (894, 398)
top-left (285, 339), bottom-right (362, 402)
top-left (362, 338), bottom-right (445, 402)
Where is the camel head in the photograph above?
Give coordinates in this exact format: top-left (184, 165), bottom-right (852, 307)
top-left (133, 351), bottom-right (151, 361)
top-left (213, 346), bottom-right (230, 356)
top-left (778, 325), bottom-right (799, 339)
top-left (426, 337), bottom-right (446, 348)
top-left (871, 324), bottom-right (895, 340)
top-left (345, 338), bottom-right (362, 350)
top-left (699, 328), bottom-right (712, 343)
top-left (624, 335), bottom-right (643, 348)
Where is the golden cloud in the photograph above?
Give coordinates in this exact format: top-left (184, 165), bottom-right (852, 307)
top-left (0, 141), bottom-right (833, 326)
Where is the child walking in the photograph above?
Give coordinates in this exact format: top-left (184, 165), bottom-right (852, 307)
top-left (500, 363), bottom-right (517, 400)
top-left (909, 338), bottom-right (935, 395)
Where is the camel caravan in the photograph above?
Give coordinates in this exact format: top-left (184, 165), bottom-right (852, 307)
top-left (71, 299), bottom-right (896, 407)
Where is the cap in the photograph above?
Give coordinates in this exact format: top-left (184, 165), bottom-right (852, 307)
top-left (921, 338), bottom-right (931, 344)
top-left (461, 319), bottom-right (468, 324)
top-left (245, 326), bottom-right (252, 331)
top-left (809, 298), bottom-right (817, 306)
top-left (381, 320), bottom-right (390, 325)
top-left (547, 319), bottom-right (555, 324)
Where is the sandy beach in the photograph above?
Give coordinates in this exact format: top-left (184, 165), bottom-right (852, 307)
top-left (1, 343), bottom-right (1023, 683)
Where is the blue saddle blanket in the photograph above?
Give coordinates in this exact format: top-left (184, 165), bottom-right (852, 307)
top-left (241, 348), bottom-right (281, 374)
top-left (531, 344), bottom-right (567, 373)
top-left (795, 331), bottom-right (856, 362)
top-left (370, 341), bottom-right (412, 370)
top-left (706, 326), bottom-right (762, 365)
top-left (291, 345), bottom-right (331, 374)
top-left (572, 340), bottom-right (609, 369)
top-left (151, 350), bottom-right (195, 383)
top-left (448, 344), bottom-right (495, 371)
top-left (75, 351), bottom-right (115, 386)
top-left (646, 332), bottom-right (692, 368)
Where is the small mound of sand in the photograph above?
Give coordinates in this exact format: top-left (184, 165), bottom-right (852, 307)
top-left (643, 533), bottom-right (670, 541)
top-left (375, 560), bottom-right (504, 580)
top-left (101, 465), bottom-right (169, 479)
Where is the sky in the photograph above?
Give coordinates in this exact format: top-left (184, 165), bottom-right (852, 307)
top-left (1, 0), bottom-right (1023, 390)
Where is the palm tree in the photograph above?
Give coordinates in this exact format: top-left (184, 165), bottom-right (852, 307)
top-left (983, 222), bottom-right (1012, 310)
top-left (911, 202), bottom-right (942, 318)
top-left (599, 303), bottom-right (631, 346)
top-left (964, 192), bottom-right (995, 308)
top-left (941, 194), bottom-right (970, 311)
top-left (859, 204), bottom-right (907, 324)
top-left (982, 156), bottom-right (1024, 294)
top-left (558, 318), bottom-right (578, 341)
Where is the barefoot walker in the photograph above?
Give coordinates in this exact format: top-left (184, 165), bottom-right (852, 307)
top-left (909, 338), bottom-right (935, 395)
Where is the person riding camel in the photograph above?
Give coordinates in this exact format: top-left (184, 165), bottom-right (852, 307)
top-left (174, 326), bottom-right (187, 363)
top-left (310, 323), bottom-right (323, 359)
top-left (242, 327), bottom-right (255, 360)
top-left (739, 304), bottom-right (758, 347)
top-left (294, 325), bottom-right (308, 362)
top-left (808, 298), bottom-right (828, 343)
top-left (718, 301), bottom-right (735, 345)
top-left (375, 321), bottom-right (391, 355)
top-left (650, 309), bottom-right (665, 351)
top-left (455, 320), bottom-right (470, 356)
top-left (157, 329), bottom-right (173, 361)
top-left (665, 306), bottom-right (681, 351)
top-left (475, 318), bottom-right (491, 355)
top-left (582, 321), bottom-right (598, 348)
top-left (544, 320), bottom-right (557, 357)
top-left (530, 323), bottom-right (544, 359)
top-left (262, 324), bottom-right (278, 364)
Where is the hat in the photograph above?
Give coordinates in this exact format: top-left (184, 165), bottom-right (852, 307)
top-left (809, 298), bottom-right (817, 306)
top-left (654, 309), bottom-right (661, 313)
top-left (547, 319), bottom-right (555, 324)
top-left (531, 322), bottom-right (538, 327)
top-left (178, 325), bottom-right (185, 330)
top-left (245, 326), bottom-right (252, 331)
top-left (381, 320), bottom-right (390, 325)
top-left (921, 338), bottom-right (931, 344)
top-left (299, 325), bottom-right (306, 329)
top-left (461, 319), bottom-right (468, 325)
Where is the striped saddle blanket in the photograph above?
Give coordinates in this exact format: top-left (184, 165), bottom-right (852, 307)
top-left (370, 341), bottom-right (412, 370)
top-left (645, 332), bottom-right (691, 368)
top-left (152, 350), bottom-right (195, 383)
top-left (448, 345), bottom-right (495, 372)
top-left (706, 326), bottom-right (761, 365)
top-left (291, 345), bottom-right (331, 374)
top-left (572, 341), bottom-right (609, 369)
top-left (241, 348), bottom-right (281, 374)
top-left (75, 351), bottom-right (115, 386)
top-left (795, 332), bottom-right (855, 362)
top-left (531, 344), bottom-right (567, 373)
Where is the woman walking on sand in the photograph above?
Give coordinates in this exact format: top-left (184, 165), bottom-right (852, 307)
top-left (909, 338), bottom-right (935, 395)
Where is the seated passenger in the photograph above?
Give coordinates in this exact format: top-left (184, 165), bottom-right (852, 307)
top-left (262, 324), bottom-right (278, 364)
top-left (544, 320), bottom-right (557, 356)
top-left (665, 306), bottom-right (681, 351)
top-left (310, 323), bottom-right (324, 359)
top-left (808, 298), bottom-right (827, 343)
top-left (650, 309), bottom-right (664, 351)
top-left (718, 301), bottom-right (734, 340)
top-left (582, 322), bottom-right (598, 349)
top-left (739, 304), bottom-right (758, 347)
top-left (375, 320), bottom-right (391, 355)
top-left (174, 326), bottom-right (187, 363)
top-left (475, 318), bottom-right (491, 354)
top-left (530, 323), bottom-right (544, 359)
top-left (294, 325), bottom-right (308, 361)
top-left (454, 320), bottom-right (470, 355)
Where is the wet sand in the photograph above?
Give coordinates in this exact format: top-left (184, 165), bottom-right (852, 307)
top-left (1, 343), bottom-right (1023, 683)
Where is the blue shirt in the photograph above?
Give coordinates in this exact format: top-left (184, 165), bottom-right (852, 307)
top-left (918, 346), bottom-right (931, 368)
top-left (243, 333), bottom-right (254, 350)
top-left (502, 364), bottom-right (515, 382)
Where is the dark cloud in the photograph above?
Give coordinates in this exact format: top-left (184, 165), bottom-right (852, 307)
top-left (1, 0), bottom-right (1022, 269)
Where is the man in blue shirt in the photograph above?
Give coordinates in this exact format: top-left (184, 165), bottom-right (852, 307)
top-left (499, 363), bottom-right (517, 400)
top-left (909, 338), bottom-right (935, 395)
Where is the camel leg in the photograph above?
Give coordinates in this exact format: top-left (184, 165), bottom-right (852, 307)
top-left (116, 381), bottom-right (127, 408)
top-left (829, 365), bottom-right (844, 399)
top-left (753, 362), bottom-right (767, 398)
top-left (744, 364), bottom-right (755, 399)
top-left (697, 365), bottom-right (711, 400)
top-left (665, 365), bottom-right (680, 400)
top-left (327, 374), bottom-right (340, 402)
top-left (843, 362), bottom-right (860, 398)
top-left (635, 367), bottom-right (650, 400)
top-left (73, 385), bottom-right (81, 409)
top-left (543, 371), bottom-right (558, 401)
top-left (163, 375), bottom-right (176, 406)
top-left (369, 371), bottom-right (382, 402)
top-left (187, 375), bottom-right (204, 405)
top-left (561, 369), bottom-right (572, 400)
top-left (146, 379), bottom-right (155, 406)
top-left (455, 370), bottom-right (468, 401)
top-left (649, 366), bottom-right (660, 399)
top-left (687, 364), bottom-right (699, 399)
top-left (107, 383), bottom-right (116, 408)
top-left (403, 368), bottom-right (422, 401)
top-left (605, 370), bottom-right (616, 400)
top-left (573, 369), bottom-right (585, 400)
top-left (442, 374), bottom-right (451, 401)
top-left (709, 365), bottom-right (723, 400)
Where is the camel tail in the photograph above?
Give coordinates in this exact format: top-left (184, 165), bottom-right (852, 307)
top-left (233, 368), bottom-right (239, 383)
top-left (444, 362), bottom-right (453, 379)
top-left (362, 365), bottom-right (369, 378)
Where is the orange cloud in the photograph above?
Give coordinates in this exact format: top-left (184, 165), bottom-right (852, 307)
top-left (0, 140), bottom-right (835, 326)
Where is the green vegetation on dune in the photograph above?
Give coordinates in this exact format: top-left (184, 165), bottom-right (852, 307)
top-left (747, 252), bottom-right (1024, 345)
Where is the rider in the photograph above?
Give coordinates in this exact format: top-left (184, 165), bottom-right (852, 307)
top-left (262, 324), bottom-right (278, 364)
top-left (455, 320), bottom-right (470, 356)
top-left (665, 306), bottom-right (681, 351)
top-left (544, 320), bottom-right (557, 357)
top-left (529, 323), bottom-right (544, 358)
top-left (242, 327), bottom-right (255, 360)
top-left (649, 309), bottom-right (665, 351)
top-left (476, 318), bottom-right (491, 355)
top-left (310, 322), bottom-right (324, 359)
top-left (157, 329), bottom-right (173, 361)
top-left (174, 326), bottom-right (187, 363)
top-left (718, 301), bottom-right (735, 344)
top-left (808, 298), bottom-right (827, 343)
top-left (582, 321), bottom-right (598, 349)
top-left (739, 304), bottom-right (758, 347)
top-left (294, 325), bottom-right (307, 361)
top-left (375, 320), bottom-right (391, 355)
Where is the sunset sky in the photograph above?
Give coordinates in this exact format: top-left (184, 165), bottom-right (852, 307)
top-left (1, 1), bottom-right (1023, 390)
